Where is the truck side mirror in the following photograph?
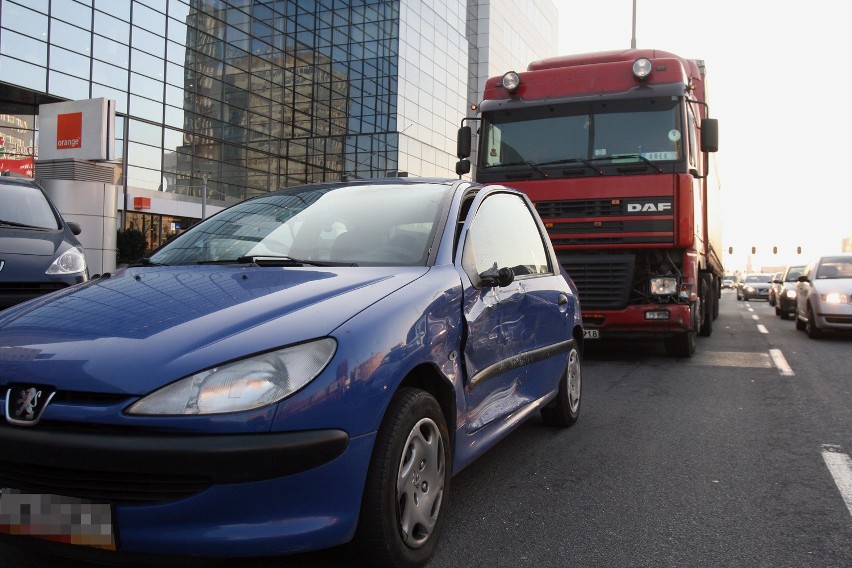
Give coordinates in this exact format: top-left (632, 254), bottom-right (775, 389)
top-left (457, 126), bottom-right (472, 159)
top-left (701, 118), bottom-right (719, 153)
top-left (456, 159), bottom-right (471, 176)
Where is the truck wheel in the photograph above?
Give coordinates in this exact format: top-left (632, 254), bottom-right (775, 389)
top-left (540, 340), bottom-right (581, 427)
top-left (353, 388), bottom-right (450, 568)
top-left (699, 274), bottom-right (714, 337)
top-left (665, 330), bottom-right (696, 357)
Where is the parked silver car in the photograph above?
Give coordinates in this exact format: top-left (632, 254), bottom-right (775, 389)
top-left (795, 254), bottom-right (852, 338)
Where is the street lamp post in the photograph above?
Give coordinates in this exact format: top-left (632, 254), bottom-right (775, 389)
top-left (631, 0), bottom-right (637, 49)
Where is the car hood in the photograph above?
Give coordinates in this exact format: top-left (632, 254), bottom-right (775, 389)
top-left (0, 264), bottom-right (428, 394)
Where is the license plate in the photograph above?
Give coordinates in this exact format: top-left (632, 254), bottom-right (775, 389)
top-left (583, 329), bottom-right (600, 339)
top-left (0, 488), bottom-right (115, 549)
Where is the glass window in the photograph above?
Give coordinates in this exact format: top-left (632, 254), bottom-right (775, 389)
top-left (92, 60), bottom-right (128, 89)
top-left (1, 30), bottom-right (47, 66)
top-left (131, 48), bottom-right (165, 80)
top-left (132, 2), bottom-right (166, 32)
top-left (52, 0), bottom-right (93, 28)
top-left (0, 56), bottom-right (46, 92)
top-left (129, 94), bottom-right (164, 122)
top-left (92, 83), bottom-right (128, 114)
top-left (48, 70), bottom-right (90, 100)
top-left (130, 72), bottom-right (164, 100)
top-left (128, 119), bottom-right (163, 147)
top-left (95, 0), bottom-right (130, 22)
top-left (1, 3), bottom-right (49, 40)
top-left (93, 34), bottom-right (129, 67)
top-left (125, 164), bottom-right (162, 191)
top-left (49, 46), bottom-right (91, 80)
top-left (49, 20), bottom-right (92, 55)
top-left (131, 26), bottom-right (166, 57)
top-left (464, 193), bottom-right (550, 277)
top-left (94, 11), bottom-right (130, 43)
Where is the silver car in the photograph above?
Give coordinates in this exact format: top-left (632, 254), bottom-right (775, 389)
top-left (795, 254), bottom-right (852, 338)
top-left (737, 273), bottom-right (773, 301)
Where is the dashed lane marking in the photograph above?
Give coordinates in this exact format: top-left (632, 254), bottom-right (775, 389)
top-left (822, 445), bottom-right (852, 519)
top-left (769, 348), bottom-right (794, 376)
top-left (757, 324), bottom-right (768, 334)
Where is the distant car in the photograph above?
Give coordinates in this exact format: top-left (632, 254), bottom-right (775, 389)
top-left (721, 278), bottom-right (734, 289)
top-left (767, 272), bottom-right (783, 306)
top-left (772, 265), bottom-right (806, 318)
top-left (0, 175), bottom-right (88, 310)
top-left (0, 178), bottom-right (583, 564)
top-left (795, 254), bottom-right (852, 338)
top-left (736, 273), bottom-right (773, 301)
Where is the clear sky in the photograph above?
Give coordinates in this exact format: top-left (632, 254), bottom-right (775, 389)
top-left (554, 0), bottom-right (851, 273)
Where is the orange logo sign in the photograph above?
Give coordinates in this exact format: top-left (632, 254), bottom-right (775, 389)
top-left (56, 112), bottom-right (83, 149)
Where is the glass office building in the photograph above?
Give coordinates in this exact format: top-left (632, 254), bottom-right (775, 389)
top-left (0, 0), bottom-right (556, 251)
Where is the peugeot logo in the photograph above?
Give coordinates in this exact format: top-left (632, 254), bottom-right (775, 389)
top-left (5, 385), bottom-right (56, 426)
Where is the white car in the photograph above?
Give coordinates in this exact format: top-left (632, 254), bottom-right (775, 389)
top-left (795, 254), bottom-right (852, 338)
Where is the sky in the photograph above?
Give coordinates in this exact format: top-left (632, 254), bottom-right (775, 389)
top-left (554, 0), bottom-right (851, 273)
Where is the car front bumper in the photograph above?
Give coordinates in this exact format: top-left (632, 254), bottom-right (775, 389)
top-left (0, 424), bottom-right (374, 557)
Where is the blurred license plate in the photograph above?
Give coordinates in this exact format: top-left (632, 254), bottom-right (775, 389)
top-left (583, 330), bottom-right (599, 339)
top-left (0, 488), bottom-right (115, 549)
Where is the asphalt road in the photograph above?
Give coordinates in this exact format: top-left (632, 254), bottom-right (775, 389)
top-left (4, 290), bottom-right (852, 567)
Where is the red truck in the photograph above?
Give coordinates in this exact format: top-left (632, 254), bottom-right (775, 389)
top-left (456, 49), bottom-right (723, 356)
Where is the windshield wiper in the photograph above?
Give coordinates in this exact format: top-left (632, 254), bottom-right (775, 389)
top-left (0, 219), bottom-right (43, 229)
top-left (128, 258), bottom-right (166, 267)
top-left (196, 255), bottom-right (357, 267)
top-left (612, 153), bottom-right (663, 173)
top-left (536, 158), bottom-right (605, 175)
top-left (483, 160), bottom-right (549, 178)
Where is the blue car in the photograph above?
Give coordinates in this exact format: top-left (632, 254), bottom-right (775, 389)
top-left (0, 178), bottom-right (583, 566)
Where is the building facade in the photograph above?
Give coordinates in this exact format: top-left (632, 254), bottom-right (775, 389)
top-left (0, 0), bottom-right (557, 256)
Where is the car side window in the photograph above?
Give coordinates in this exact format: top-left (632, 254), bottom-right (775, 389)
top-left (463, 192), bottom-right (551, 278)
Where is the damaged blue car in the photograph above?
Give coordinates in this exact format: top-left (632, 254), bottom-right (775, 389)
top-left (0, 178), bottom-right (583, 567)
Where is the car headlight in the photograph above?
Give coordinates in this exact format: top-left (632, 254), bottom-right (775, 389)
top-left (650, 277), bottom-right (678, 296)
top-left (784, 289), bottom-right (797, 299)
top-left (126, 338), bottom-right (337, 415)
top-left (744, 286), bottom-right (755, 292)
top-left (821, 292), bottom-right (850, 304)
top-left (46, 246), bottom-right (86, 275)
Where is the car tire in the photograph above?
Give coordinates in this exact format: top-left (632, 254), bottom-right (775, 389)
top-left (796, 311), bottom-right (806, 331)
top-left (775, 305), bottom-right (782, 316)
top-left (806, 304), bottom-right (822, 339)
top-left (352, 388), bottom-right (450, 568)
top-left (540, 339), bottom-right (581, 427)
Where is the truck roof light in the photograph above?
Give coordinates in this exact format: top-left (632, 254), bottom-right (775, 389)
top-left (501, 71), bottom-right (521, 93)
top-left (632, 58), bottom-right (653, 80)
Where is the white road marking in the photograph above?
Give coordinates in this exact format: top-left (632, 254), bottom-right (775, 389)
top-left (752, 314), bottom-right (760, 320)
top-left (822, 445), bottom-right (852, 518)
top-left (768, 348), bottom-right (794, 376)
top-left (757, 324), bottom-right (768, 334)
top-left (688, 351), bottom-right (773, 369)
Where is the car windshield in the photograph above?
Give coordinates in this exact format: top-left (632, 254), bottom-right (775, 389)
top-left (746, 275), bottom-right (772, 283)
top-left (816, 257), bottom-right (852, 279)
top-left (784, 266), bottom-right (805, 281)
top-left (0, 181), bottom-right (61, 229)
top-left (149, 182), bottom-right (449, 266)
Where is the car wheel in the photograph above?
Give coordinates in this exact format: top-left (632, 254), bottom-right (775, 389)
top-left (806, 304), bottom-right (822, 339)
top-left (353, 388), bottom-right (450, 568)
top-left (795, 311), bottom-right (806, 331)
top-left (541, 339), bottom-right (581, 427)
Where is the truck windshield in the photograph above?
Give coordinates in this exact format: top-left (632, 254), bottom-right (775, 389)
top-left (479, 97), bottom-right (683, 168)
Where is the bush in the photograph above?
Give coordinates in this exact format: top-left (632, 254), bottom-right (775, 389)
top-left (116, 228), bottom-right (148, 265)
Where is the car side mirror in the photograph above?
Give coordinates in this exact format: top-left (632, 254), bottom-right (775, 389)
top-left (67, 221), bottom-right (82, 235)
top-left (797, 275), bottom-right (808, 283)
top-left (479, 265), bottom-right (515, 288)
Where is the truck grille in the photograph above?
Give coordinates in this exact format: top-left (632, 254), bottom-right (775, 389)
top-left (559, 253), bottom-right (634, 310)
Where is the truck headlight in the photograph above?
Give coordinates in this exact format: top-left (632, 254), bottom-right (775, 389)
top-left (650, 277), bottom-right (678, 296)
